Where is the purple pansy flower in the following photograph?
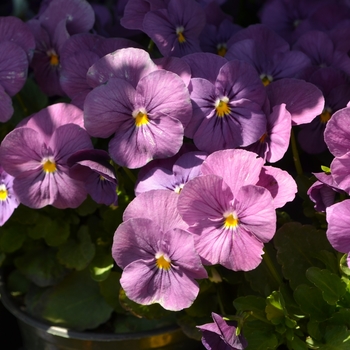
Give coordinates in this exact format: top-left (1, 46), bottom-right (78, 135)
top-left (184, 55), bottom-right (267, 152)
top-left (84, 49), bottom-right (192, 169)
top-left (0, 165), bottom-right (20, 226)
top-left (297, 67), bottom-right (350, 154)
top-left (67, 149), bottom-right (118, 206)
top-left (197, 312), bottom-right (248, 350)
top-left (177, 149), bottom-right (277, 271)
top-left (143, 0), bottom-right (206, 57)
top-left (226, 24), bottom-right (311, 85)
top-left (113, 217), bottom-right (207, 311)
top-left (27, 0), bottom-right (95, 96)
top-left (0, 103), bottom-right (93, 209)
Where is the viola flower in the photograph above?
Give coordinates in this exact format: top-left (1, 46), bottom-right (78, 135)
top-left (27, 0), bottom-right (95, 96)
top-left (67, 149), bottom-right (118, 206)
top-left (197, 312), bottom-right (248, 350)
top-left (293, 30), bottom-right (350, 79)
top-left (112, 217), bottom-right (207, 311)
top-left (135, 151), bottom-right (207, 195)
top-left (225, 24), bottom-right (311, 85)
top-left (297, 68), bottom-right (350, 154)
top-left (184, 56), bottom-right (267, 152)
top-left (200, 19), bottom-right (241, 57)
top-left (177, 149), bottom-right (277, 271)
top-left (0, 103), bottom-right (93, 209)
top-left (142, 0), bottom-right (206, 57)
top-left (0, 165), bottom-right (20, 226)
top-left (84, 50), bottom-right (192, 169)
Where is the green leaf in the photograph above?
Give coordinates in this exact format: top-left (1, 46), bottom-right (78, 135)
top-left (265, 291), bottom-right (285, 325)
top-left (12, 78), bottom-right (48, 123)
top-left (57, 226), bottom-right (95, 271)
top-left (294, 285), bottom-right (334, 322)
top-left (287, 335), bottom-right (308, 350)
top-left (274, 222), bottom-right (333, 289)
top-left (113, 313), bottom-right (176, 333)
top-left (244, 327), bottom-right (278, 350)
top-left (0, 252), bottom-right (5, 267)
top-left (14, 248), bottom-right (67, 287)
top-left (99, 271), bottom-right (126, 314)
top-left (307, 319), bottom-right (325, 342)
top-left (75, 196), bottom-right (99, 216)
top-left (244, 242), bottom-right (282, 297)
top-left (340, 254), bottom-right (350, 277)
top-left (89, 246), bottom-right (114, 282)
top-left (6, 269), bottom-right (31, 294)
top-left (119, 288), bottom-right (169, 319)
top-left (306, 267), bottom-right (347, 305)
top-left (0, 224), bottom-right (26, 253)
top-left (37, 269), bottom-right (113, 330)
top-left (321, 325), bottom-right (350, 349)
top-left (176, 313), bottom-right (203, 341)
top-left (327, 309), bottom-right (350, 328)
top-left (233, 296), bottom-right (267, 322)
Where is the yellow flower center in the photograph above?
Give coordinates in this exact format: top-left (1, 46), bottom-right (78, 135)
top-left (260, 74), bottom-right (273, 86)
top-left (42, 159), bottom-right (57, 173)
top-left (224, 213), bottom-right (239, 229)
top-left (259, 132), bottom-right (267, 143)
top-left (155, 253), bottom-right (171, 270)
top-left (0, 184), bottom-right (8, 201)
top-left (176, 26), bottom-right (186, 43)
top-left (217, 43), bottom-right (227, 57)
top-left (320, 109), bottom-right (332, 123)
top-left (47, 49), bottom-right (59, 66)
top-left (133, 109), bottom-right (149, 127)
top-left (215, 97), bottom-right (230, 117)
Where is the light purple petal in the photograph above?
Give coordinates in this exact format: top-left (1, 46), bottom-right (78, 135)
top-left (0, 41), bottom-right (28, 96)
top-left (266, 78), bottom-right (325, 125)
top-left (326, 200), bottom-right (350, 253)
top-left (123, 189), bottom-right (188, 232)
top-left (108, 111), bottom-right (184, 169)
top-left (330, 154), bottom-right (350, 194)
top-left (178, 174), bottom-right (233, 226)
top-left (86, 47), bottom-right (157, 89)
top-left (84, 78), bottom-right (135, 138)
top-left (135, 69), bottom-right (192, 127)
top-left (20, 103), bottom-right (85, 143)
top-left (39, 0), bottom-right (95, 36)
top-left (201, 149), bottom-right (264, 194)
top-left (0, 127), bottom-right (43, 176)
top-left (257, 166), bottom-right (297, 209)
top-left (0, 85), bottom-right (14, 123)
top-left (0, 16), bottom-right (35, 61)
top-left (324, 107), bottom-right (350, 157)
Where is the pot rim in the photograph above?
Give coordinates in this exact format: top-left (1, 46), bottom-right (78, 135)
top-left (0, 272), bottom-right (179, 341)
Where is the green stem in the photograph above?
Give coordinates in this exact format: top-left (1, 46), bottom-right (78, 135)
top-left (263, 248), bottom-right (283, 286)
top-left (15, 93), bottom-right (28, 115)
top-left (147, 39), bottom-right (154, 53)
top-left (290, 128), bottom-right (303, 176)
top-left (122, 167), bottom-right (136, 184)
